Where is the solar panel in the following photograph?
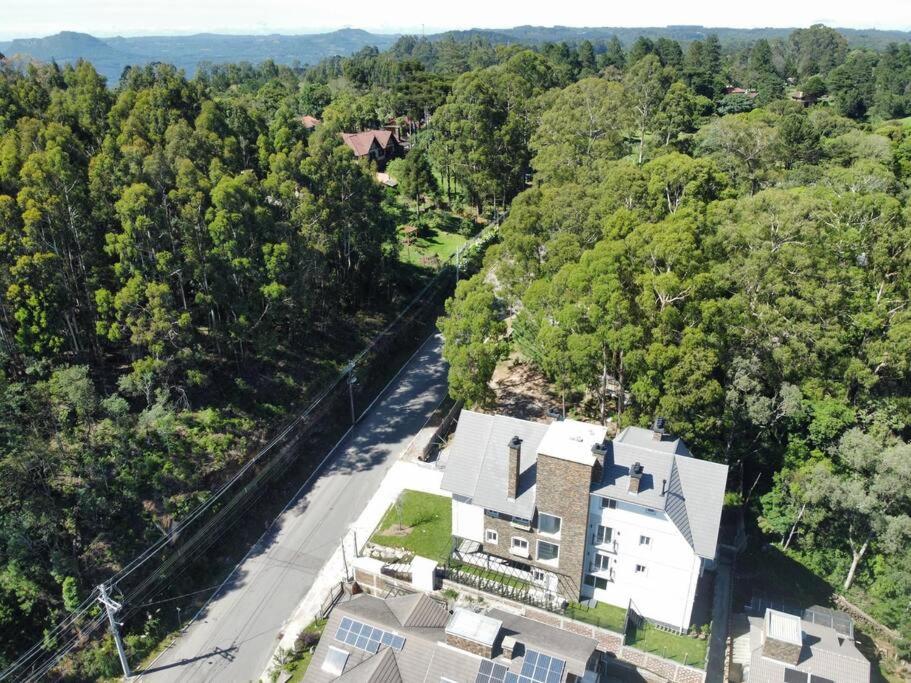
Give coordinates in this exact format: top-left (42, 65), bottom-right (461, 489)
top-left (784, 669), bottom-right (808, 683)
top-left (475, 659), bottom-right (509, 683)
top-left (519, 649), bottom-right (565, 683)
top-left (334, 618), bottom-right (405, 654)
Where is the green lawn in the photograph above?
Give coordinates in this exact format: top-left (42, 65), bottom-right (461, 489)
top-left (399, 225), bottom-right (467, 268)
top-left (626, 622), bottom-right (708, 668)
top-left (566, 601), bottom-right (628, 633)
top-left (370, 490), bottom-right (452, 561)
top-left (283, 618), bottom-right (327, 682)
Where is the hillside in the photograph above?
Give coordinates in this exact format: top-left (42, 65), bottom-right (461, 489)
top-left (2, 25), bottom-right (909, 84)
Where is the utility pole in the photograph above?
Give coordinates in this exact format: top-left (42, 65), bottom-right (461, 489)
top-left (346, 362), bottom-right (357, 425)
top-left (98, 583), bottom-right (131, 679)
top-left (455, 245), bottom-right (462, 284)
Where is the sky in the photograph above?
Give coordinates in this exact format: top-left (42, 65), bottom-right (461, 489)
top-left (1, 0), bottom-right (909, 40)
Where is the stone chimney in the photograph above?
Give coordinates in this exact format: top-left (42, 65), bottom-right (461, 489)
top-left (501, 635), bottom-right (517, 660)
top-left (762, 610), bottom-right (803, 666)
top-left (652, 416), bottom-right (667, 441)
top-left (507, 436), bottom-right (522, 500)
top-left (628, 462), bottom-right (643, 494)
top-left (591, 441), bottom-right (609, 484)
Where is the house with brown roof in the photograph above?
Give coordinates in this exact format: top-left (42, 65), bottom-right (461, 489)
top-left (341, 130), bottom-right (403, 170)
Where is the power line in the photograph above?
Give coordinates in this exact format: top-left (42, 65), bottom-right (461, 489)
top-left (2, 220), bottom-right (501, 680)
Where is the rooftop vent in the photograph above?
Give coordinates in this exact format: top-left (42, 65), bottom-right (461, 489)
top-left (507, 436), bottom-right (522, 500)
top-left (629, 462), bottom-right (644, 494)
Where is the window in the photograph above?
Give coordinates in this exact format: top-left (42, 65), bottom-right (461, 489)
top-left (584, 574), bottom-right (608, 590)
top-left (538, 513), bottom-right (561, 535)
top-left (511, 537), bottom-right (529, 556)
top-left (645, 508), bottom-right (656, 515)
top-left (485, 529), bottom-right (498, 544)
top-left (322, 646), bottom-right (349, 675)
top-left (485, 509), bottom-right (500, 519)
top-left (634, 563), bottom-right (647, 574)
top-left (510, 516), bottom-right (531, 529)
top-left (593, 525), bottom-right (613, 546)
top-left (601, 497), bottom-right (617, 509)
top-left (639, 535), bottom-right (651, 547)
top-left (593, 553), bottom-right (611, 572)
top-left (537, 540), bottom-right (560, 563)
top-left (531, 568), bottom-right (547, 583)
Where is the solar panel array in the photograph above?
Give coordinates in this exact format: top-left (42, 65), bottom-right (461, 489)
top-left (517, 649), bottom-right (565, 683)
top-left (802, 606), bottom-right (854, 638)
top-left (474, 649), bottom-right (567, 683)
top-left (335, 617), bottom-right (405, 654)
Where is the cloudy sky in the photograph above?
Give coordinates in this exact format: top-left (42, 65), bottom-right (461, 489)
top-left (1, 0), bottom-right (909, 40)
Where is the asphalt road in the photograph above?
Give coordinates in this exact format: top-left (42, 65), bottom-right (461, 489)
top-left (136, 334), bottom-right (448, 682)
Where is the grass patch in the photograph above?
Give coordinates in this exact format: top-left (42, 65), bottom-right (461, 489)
top-left (627, 621), bottom-right (708, 668)
top-left (282, 618), bottom-right (328, 683)
top-left (399, 225), bottom-right (467, 268)
top-left (370, 490), bottom-right (452, 561)
top-left (566, 601), bottom-right (628, 633)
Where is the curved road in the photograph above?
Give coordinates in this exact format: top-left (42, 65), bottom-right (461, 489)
top-left (137, 334), bottom-right (447, 682)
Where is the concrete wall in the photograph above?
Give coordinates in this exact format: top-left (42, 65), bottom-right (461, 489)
top-left (452, 497), bottom-right (484, 543)
top-left (583, 496), bottom-right (702, 630)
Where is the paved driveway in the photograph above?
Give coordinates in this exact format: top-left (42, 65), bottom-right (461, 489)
top-left (137, 334), bottom-right (448, 682)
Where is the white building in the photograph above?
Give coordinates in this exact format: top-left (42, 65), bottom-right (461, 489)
top-left (442, 412), bottom-right (728, 632)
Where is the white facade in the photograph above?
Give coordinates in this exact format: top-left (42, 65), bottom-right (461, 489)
top-left (452, 495), bottom-right (484, 543)
top-left (581, 494), bottom-right (703, 630)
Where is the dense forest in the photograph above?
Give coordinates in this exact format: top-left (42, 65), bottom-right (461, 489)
top-left (0, 21), bottom-right (910, 678)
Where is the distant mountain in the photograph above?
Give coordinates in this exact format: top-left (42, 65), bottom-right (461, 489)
top-left (0, 29), bottom-right (400, 82)
top-left (437, 24), bottom-right (911, 50)
top-left (2, 25), bottom-right (909, 85)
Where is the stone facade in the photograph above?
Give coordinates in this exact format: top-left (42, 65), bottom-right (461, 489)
top-left (446, 633), bottom-right (495, 658)
top-left (475, 454), bottom-right (594, 601)
top-left (534, 453), bottom-right (595, 599)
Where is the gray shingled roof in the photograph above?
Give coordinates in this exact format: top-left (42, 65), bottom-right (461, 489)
top-left (489, 609), bottom-right (597, 677)
top-left (745, 613), bottom-right (871, 683)
top-left (336, 647), bottom-right (402, 682)
top-left (386, 593), bottom-right (449, 629)
top-left (441, 410), bottom-right (549, 519)
top-left (592, 426), bottom-right (727, 559)
top-left (304, 594), bottom-right (600, 683)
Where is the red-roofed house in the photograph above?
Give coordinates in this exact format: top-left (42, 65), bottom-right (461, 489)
top-left (341, 130), bottom-right (403, 169)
